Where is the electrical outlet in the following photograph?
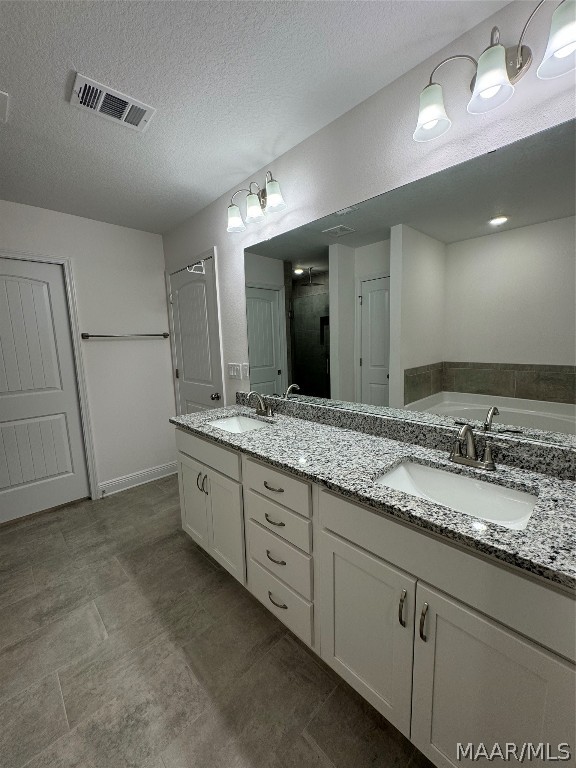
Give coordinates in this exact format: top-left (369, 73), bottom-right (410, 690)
top-left (227, 363), bottom-right (241, 379)
top-left (241, 363), bottom-right (250, 380)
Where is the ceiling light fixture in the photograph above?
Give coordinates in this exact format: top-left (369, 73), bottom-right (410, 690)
top-left (293, 268), bottom-right (304, 275)
top-left (489, 215), bottom-right (509, 226)
top-left (414, 0), bottom-right (576, 142)
top-left (227, 171), bottom-right (286, 233)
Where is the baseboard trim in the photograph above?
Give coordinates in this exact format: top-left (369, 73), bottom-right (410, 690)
top-left (98, 462), bottom-right (177, 498)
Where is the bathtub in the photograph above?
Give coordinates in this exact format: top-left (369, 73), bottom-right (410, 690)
top-left (405, 392), bottom-right (576, 435)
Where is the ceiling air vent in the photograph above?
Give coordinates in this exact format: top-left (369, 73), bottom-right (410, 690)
top-left (322, 224), bottom-right (356, 237)
top-left (70, 74), bottom-right (155, 132)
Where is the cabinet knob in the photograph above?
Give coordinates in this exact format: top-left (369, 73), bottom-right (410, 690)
top-left (398, 589), bottom-right (407, 627)
top-left (419, 602), bottom-right (429, 642)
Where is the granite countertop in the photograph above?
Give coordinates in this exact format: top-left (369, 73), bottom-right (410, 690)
top-left (170, 406), bottom-right (576, 592)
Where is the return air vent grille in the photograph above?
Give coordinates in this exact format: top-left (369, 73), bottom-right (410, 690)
top-left (70, 74), bottom-right (155, 132)
top-left (321, 224), bottom-right (356, 237)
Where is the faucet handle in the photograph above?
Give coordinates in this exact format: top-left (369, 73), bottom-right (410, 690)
top-left (450, 438), bottom-right (463, 459)
top-left (481, 441), bottom-right (496, 470)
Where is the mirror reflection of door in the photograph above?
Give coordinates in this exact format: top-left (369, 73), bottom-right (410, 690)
top-left (360, 277), bottom-right (390, 406)
top-left (246, 287), bottom-right (286, 395)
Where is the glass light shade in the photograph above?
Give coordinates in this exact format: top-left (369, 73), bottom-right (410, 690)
top-left (245, 193), bottom-right (265, 223)
top-left (264, 179), bottom-right (287, 213)
top-left (227, 204), bottom-right (246, 233)
top-left (537, 0), bottom-right (576, 79)
top-left (467, 44), bottom-right (514, 114)
top-left (413, 84), bottom-right (451, 142)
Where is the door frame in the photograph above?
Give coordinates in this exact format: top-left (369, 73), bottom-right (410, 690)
top-left (166, 247), bottom-right (225, 414)
top-left (354, 272), bottom-right (389, 403)
top-left (245, 282), bottom-right (288, 395)
top-left (0, 248), bottom-right (99, 500)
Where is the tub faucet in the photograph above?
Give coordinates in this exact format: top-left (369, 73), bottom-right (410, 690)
top-left (284, 384), bottom-right (300, 399)
top-left (247, 391), bottom-right (273, 417)
top-left (450, 424), bottom-right (496, 470)
top-left (484, 406), bottom-right (500, 431)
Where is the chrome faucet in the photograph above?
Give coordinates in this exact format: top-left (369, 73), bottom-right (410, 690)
top-left (450, 424), bottom-right (496, 470)
top-left (247, 391), bottom-right (273, 417)
top-left (484, 406), bottom-right (500, 431)
top-left (284, 383), bottom-right (300, 400)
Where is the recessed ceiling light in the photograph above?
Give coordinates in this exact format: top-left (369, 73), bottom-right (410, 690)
top-left (293, 268), bottom-right (304, 275)
top-left (489, 215), bottom-right (508, 226)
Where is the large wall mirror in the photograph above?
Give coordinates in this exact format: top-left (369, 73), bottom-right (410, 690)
top-left (243, 120), bottom-right (575, 444)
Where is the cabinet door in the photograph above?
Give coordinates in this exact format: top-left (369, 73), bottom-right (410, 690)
top-left (412, 584), bottom-right (576, 768)
top-left (318, 530), bottom-right (416, 737)
top-left (206, 469), bottom-right (245, 584)
top-left (178, 454), bottom-right (209, 549)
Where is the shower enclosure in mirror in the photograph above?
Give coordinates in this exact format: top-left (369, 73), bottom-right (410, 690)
top-left (243, 120), bottom-right (575, 443)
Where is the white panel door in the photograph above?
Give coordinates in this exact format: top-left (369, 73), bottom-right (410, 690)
top-left (170, 252), bottom-right (223, 413)
top-left (245, 287), bottom-right (284, 396)
top-left (0, 258), bottom-right (89, 522)
top-left (360, 277), bottom-right (390, 405)
top-left (206, 468), bottom-right (245, 583)
top-left (412, 583), bottom-right (576, 768)
top-left (178, 452), bottom-right (209, 549)
top-left (318, 530), bottom-right (416, 737)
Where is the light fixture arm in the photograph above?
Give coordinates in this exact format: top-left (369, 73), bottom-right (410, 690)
top-left (428, 54), bottom-right (478, 85)
top-left (516, 0), bottom-right (548, 67)
top-left (230, 188), bottom-right (250, 205)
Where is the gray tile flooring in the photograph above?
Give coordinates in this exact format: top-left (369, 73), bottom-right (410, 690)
top-left (0, 476), bottom-right (432, 768)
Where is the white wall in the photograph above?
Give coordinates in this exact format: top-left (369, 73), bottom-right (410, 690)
top-left (389, 225), bottom-right (446, 406)
top-left (0, 199), bottom-right (176, 492)
top-left (244, 251), bottom-right (284, 287)
top-left (444, 216), bottom-right (576, 365)
top-left (354, 240), bottom-right (390, 281)
top-left (329, 243), bottom-right (356, 401)
top-left (162, 2), bottom-right (574, 403)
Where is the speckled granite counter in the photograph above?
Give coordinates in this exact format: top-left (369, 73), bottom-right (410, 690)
top-left (170, 406), bottom-right (576, 592)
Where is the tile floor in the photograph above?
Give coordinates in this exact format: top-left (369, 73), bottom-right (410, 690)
top-left (0, 476), bottom-right (432, 768)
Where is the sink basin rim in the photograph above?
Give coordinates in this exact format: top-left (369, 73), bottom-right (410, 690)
top-left (207, 415), bottom-right (270, 434)
top-left (375, 461), bottom-right (537, 531)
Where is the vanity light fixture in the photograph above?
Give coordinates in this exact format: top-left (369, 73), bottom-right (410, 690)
top-left (293, 268), bottom-right (304, 275)
top-left (489, 215), bottom-right (509, 226)
top-left (226, 171), bottom-right (286, 233)
top-left (414, 0), bottom-right (576, 141)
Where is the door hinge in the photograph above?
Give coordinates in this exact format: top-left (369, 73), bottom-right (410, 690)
top-left (359, 358), bottom-right (363, 367)
top-left (278, 369), bottom-right (282, 375)
top-left (358, 295), bottom-right (363, 305)
top-left (175, 368), bottom-right (179, 379)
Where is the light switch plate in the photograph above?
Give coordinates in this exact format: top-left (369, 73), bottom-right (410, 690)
top-left (241, 363), bottom-right (250, 380)
top-left (228, 363), bottom-right (241, 379)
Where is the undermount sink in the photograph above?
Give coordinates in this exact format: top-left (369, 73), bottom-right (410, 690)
top-left (207, 415), bottom-right (270, 434)
top-left (375, 462), bottom-right (537, 530)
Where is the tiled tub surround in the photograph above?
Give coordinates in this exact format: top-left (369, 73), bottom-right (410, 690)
top-left (236, 392), bottom-right (576, 477)
top-left (404, 362), bottom-right (576, 406)
top-left (171, 406), bottom-right (576, 591)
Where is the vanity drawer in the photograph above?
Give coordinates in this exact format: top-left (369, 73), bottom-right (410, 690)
top-left (248, 557), bottom-right (313, 646)
top-left (247, 519), bottom-right (313, 600)
top-left (243, 458), bottom-right (311, 517)
top-left (245, 490), bottom-right (312, 553)
top-left (176, 429), bottom-right (240, 481)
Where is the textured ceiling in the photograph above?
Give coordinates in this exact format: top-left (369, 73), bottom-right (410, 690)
top-left (0, 0), bottom-right (510, 234)
top-left (250, 120), bottom-right (576, 269)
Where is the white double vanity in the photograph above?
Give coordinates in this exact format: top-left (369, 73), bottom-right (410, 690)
top-left (172, 405), bottom-right (576, 768)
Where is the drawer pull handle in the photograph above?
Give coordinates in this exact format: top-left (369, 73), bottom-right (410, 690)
top-left (266, 550), bottom-right (286, 566)
top-left (268, 591), bottom-right (288, 610)
top-left (202, 474), bottom-right (209, 495)
top-left (264, 481), bottom-right (284, 493)
top-left (196, 472), bottom-right (203, 492)
top-left (419, 602), bottom-right (429, 642)
top-left (264, 513), bottom-right (285, 527)
top-left (398, 588), bottom-right (407, 627)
